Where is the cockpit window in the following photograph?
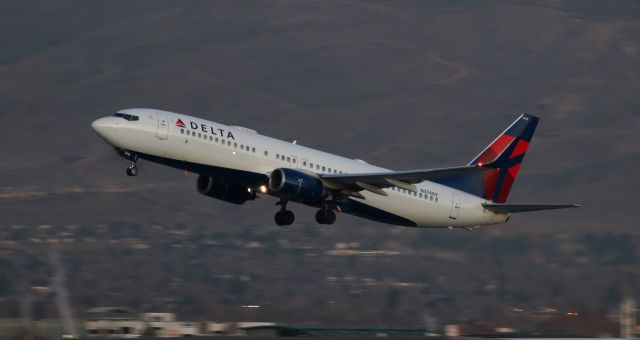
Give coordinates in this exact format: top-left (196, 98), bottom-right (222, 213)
top-left (113, 113), bottom-right (139, 121)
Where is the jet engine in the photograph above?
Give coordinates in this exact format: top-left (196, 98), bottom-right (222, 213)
top-left (268, 168), bottom-right (325, 204)
top-left (197, 175), bottom-right (255, 204)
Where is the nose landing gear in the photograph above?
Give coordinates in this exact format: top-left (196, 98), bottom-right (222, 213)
top-left (274, 200), bottom-right (295, 226)
top-left (117, 149), bottom-right (139, 177)
top-left (126, 163), bottom-right (139, 177)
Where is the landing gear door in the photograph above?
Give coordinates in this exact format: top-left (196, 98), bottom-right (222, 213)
top-left (156, 113), bottom-right (169, 140)
top-left (449, 193), bottom-right (461, 219)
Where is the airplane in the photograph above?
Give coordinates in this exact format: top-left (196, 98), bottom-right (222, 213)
top-left (91, 109), bottom-right (578, 228)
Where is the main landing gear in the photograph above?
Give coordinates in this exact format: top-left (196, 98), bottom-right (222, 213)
top-left (126, 163), bottom-right (139, 177)
top-left (274, 200), bottom-right (295, 226)
top-left (273, 200), bottom-right (337, 226)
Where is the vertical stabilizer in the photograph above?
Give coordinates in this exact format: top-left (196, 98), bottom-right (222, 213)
top-left (434, 114), bottom-right (538, 203)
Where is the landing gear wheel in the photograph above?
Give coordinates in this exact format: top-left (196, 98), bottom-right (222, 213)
top-left (126, 164), bottom-right (139, 177)
top-left (274, 199), bottom-right (294, 226)
top-left (324, 210), bottom-right (336, 225)
top-left (283, 210), bottom-right (295, 224)
top-left (274, 210), bottom-right (295, 226)
top-left (275, 211), bottom-right (286, 226)
top-left (315, 209), bottom-right (336, 225)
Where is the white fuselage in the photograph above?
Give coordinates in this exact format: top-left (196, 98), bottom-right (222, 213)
top-left (92, 108), bottom-right (509, 228)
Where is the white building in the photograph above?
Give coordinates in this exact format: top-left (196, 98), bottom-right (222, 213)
top-left (85, 307), bottom-right (143, 337)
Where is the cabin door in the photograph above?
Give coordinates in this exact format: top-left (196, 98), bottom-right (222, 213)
top-left (449, 193), bottom-right (461, 219)
top-left (156, 113), bottom-right (169, 140)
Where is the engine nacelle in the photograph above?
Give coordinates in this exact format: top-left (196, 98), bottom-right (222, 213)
top-left (197, 175), bottom-right (255, 205)
top-left (269, 168), bottom-right (325, 204)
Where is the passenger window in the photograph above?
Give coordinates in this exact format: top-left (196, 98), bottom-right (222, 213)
top-left (310, 163), bottom-right (313, 168)
top-left (316, 165), bottom-right (320, 170)
top-left (286, 157), bottom-right (291, 162)
top-left (209, 136), bottom-right (213, 141)
top-left (276, 154), bottom-right (279, 159)
top-left (180, 129), bottom-right (184, 134)
top-left (430, 196), bottom-right (434, 201)
top-left (303, 161), bottom-right (307, 166)
top-left (234, 143), bottom-right (237, 148)
top-left (435, 197), bottom-right (438, 202)
top-left (413, 192), bottom-right (417, 197)
top-left (293, 158), bottom-right (296, 164)
top-left (252, 147), bottom-right (256, 153)
top-left (215, 137), bottom-right (219, 142)
top-left (322, 166), bottom-right (326, 172)
top-left (264, 150), bottom-right (268, 156)
top-left (328, 168), bottom-right (332, 173)
top-left (227, 141), bottom-right (231, 146)
top-left (419, 193), bottom-right (423, 198)
top-left (240, 145), bottom-right (244, 150)
top-left (197, 133), bottom-right (201, 138)
top-left (333, 170), bottom-right (337, 174)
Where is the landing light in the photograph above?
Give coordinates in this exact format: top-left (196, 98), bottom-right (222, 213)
top-left (247, 188), bottom-right (252, 193)
top-left (259, 185), bottom-right (268, 193)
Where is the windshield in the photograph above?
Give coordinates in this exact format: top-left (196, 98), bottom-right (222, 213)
top-left (113, 113), bottom-right (139, 121)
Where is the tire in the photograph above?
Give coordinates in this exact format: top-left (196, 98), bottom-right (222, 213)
top-left (315, 210), bottom-right (326, 224)
top-left (324, 210), bottom-right (336, 225)
top-left (283, 210), bottom-right (295, 225)
top-left (274, 211), bottom-right (286, 226)
top-left (127, 165), bottom-right (138, 177)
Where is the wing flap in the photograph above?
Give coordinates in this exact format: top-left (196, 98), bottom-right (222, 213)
top-left (483, 203), bottom-right (580, 213)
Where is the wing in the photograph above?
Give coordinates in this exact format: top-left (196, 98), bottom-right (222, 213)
top-left (483, 203), bottom-right (580, 213)
top-left (320, 164), bottom-right (486, 197)
top-left (319, 141), bottom-right (510, 198)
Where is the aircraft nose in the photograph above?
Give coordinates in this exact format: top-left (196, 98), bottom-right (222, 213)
top-left (91, 117), bottom-right (116, 140)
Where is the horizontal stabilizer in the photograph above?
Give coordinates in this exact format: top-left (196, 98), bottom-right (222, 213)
top-left (483, 203), bottom-right (580, 214)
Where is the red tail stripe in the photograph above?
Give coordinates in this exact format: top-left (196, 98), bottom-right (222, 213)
top-left (497, 163), bottom-right (522, 203)
top-left (510, 139), bottom-right (529, 159)
top-left (483, 169), bottom-right (500, 200)
top-left (478, 135), bottom-right (515, 163)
